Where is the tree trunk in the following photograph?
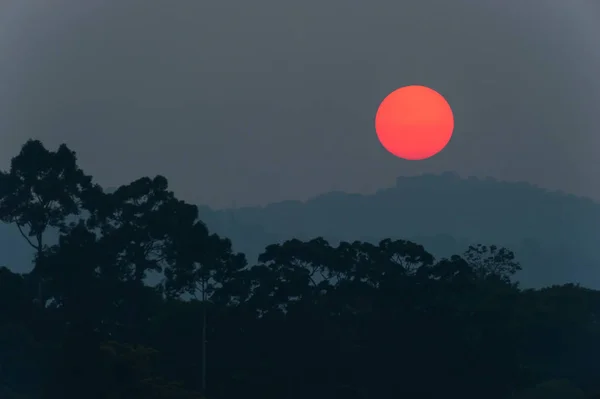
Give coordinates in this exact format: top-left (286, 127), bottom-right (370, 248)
top-left (202, 281), bottom-right (207, 395)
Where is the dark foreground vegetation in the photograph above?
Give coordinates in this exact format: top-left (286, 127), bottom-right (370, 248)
top-left (1, 140), bottom-right (599, 399)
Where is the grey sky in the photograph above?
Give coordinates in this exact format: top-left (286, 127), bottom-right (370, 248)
top-left (0, 0), bottom-right (599, 208)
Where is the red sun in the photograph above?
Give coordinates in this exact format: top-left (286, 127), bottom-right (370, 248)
top-left (375, 85), bottom-right (454, 160)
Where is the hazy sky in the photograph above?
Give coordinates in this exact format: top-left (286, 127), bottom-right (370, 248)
top-left (0, 0), bottom-right (599, 208)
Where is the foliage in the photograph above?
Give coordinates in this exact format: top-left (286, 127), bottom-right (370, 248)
top-left (0, 141), bottom-right (598, 398)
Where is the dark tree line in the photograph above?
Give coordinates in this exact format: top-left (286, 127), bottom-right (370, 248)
top-left (0, 140), bottom-right (599, 399)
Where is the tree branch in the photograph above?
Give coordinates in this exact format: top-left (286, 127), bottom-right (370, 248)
top-left (16, 223), bottom-right (39, 251)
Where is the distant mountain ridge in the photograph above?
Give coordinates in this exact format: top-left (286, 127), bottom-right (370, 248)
top-left (3, 173), bottom-right (600, 288)
top-left (198, 173), bottom-right (600, 288)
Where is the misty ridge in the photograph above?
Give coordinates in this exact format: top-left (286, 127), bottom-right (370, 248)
top-left (2, 171), bottom-right (599, 289)
top-left (197, 172), bottom-right (600, 289)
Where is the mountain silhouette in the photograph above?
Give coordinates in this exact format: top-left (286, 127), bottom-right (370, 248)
top-left (3, 172), bottom-right (600, 288)
top-left (199, 172), bottom-right (600, 289)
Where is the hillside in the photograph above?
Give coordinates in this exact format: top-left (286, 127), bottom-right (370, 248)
top-left (3, 172), bottom-right (600, 288)
top-left (199, 173), bottom-right (600, 288)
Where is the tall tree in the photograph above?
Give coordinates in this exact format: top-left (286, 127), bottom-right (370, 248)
top-left (164, 220), bottom-right (246, 395)
top-left (0, 140), bottom-right (94, 305)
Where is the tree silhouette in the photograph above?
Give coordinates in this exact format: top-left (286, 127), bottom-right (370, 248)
top-left (0, 140), bottom-right (599, 398)
top-left (0, 140), bottom-right (95, 306)
top-left (463, 243), bottom-right (522, 283)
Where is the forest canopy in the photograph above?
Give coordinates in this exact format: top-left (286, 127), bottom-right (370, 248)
top-left (0, 140), bottom-right (599, 399)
